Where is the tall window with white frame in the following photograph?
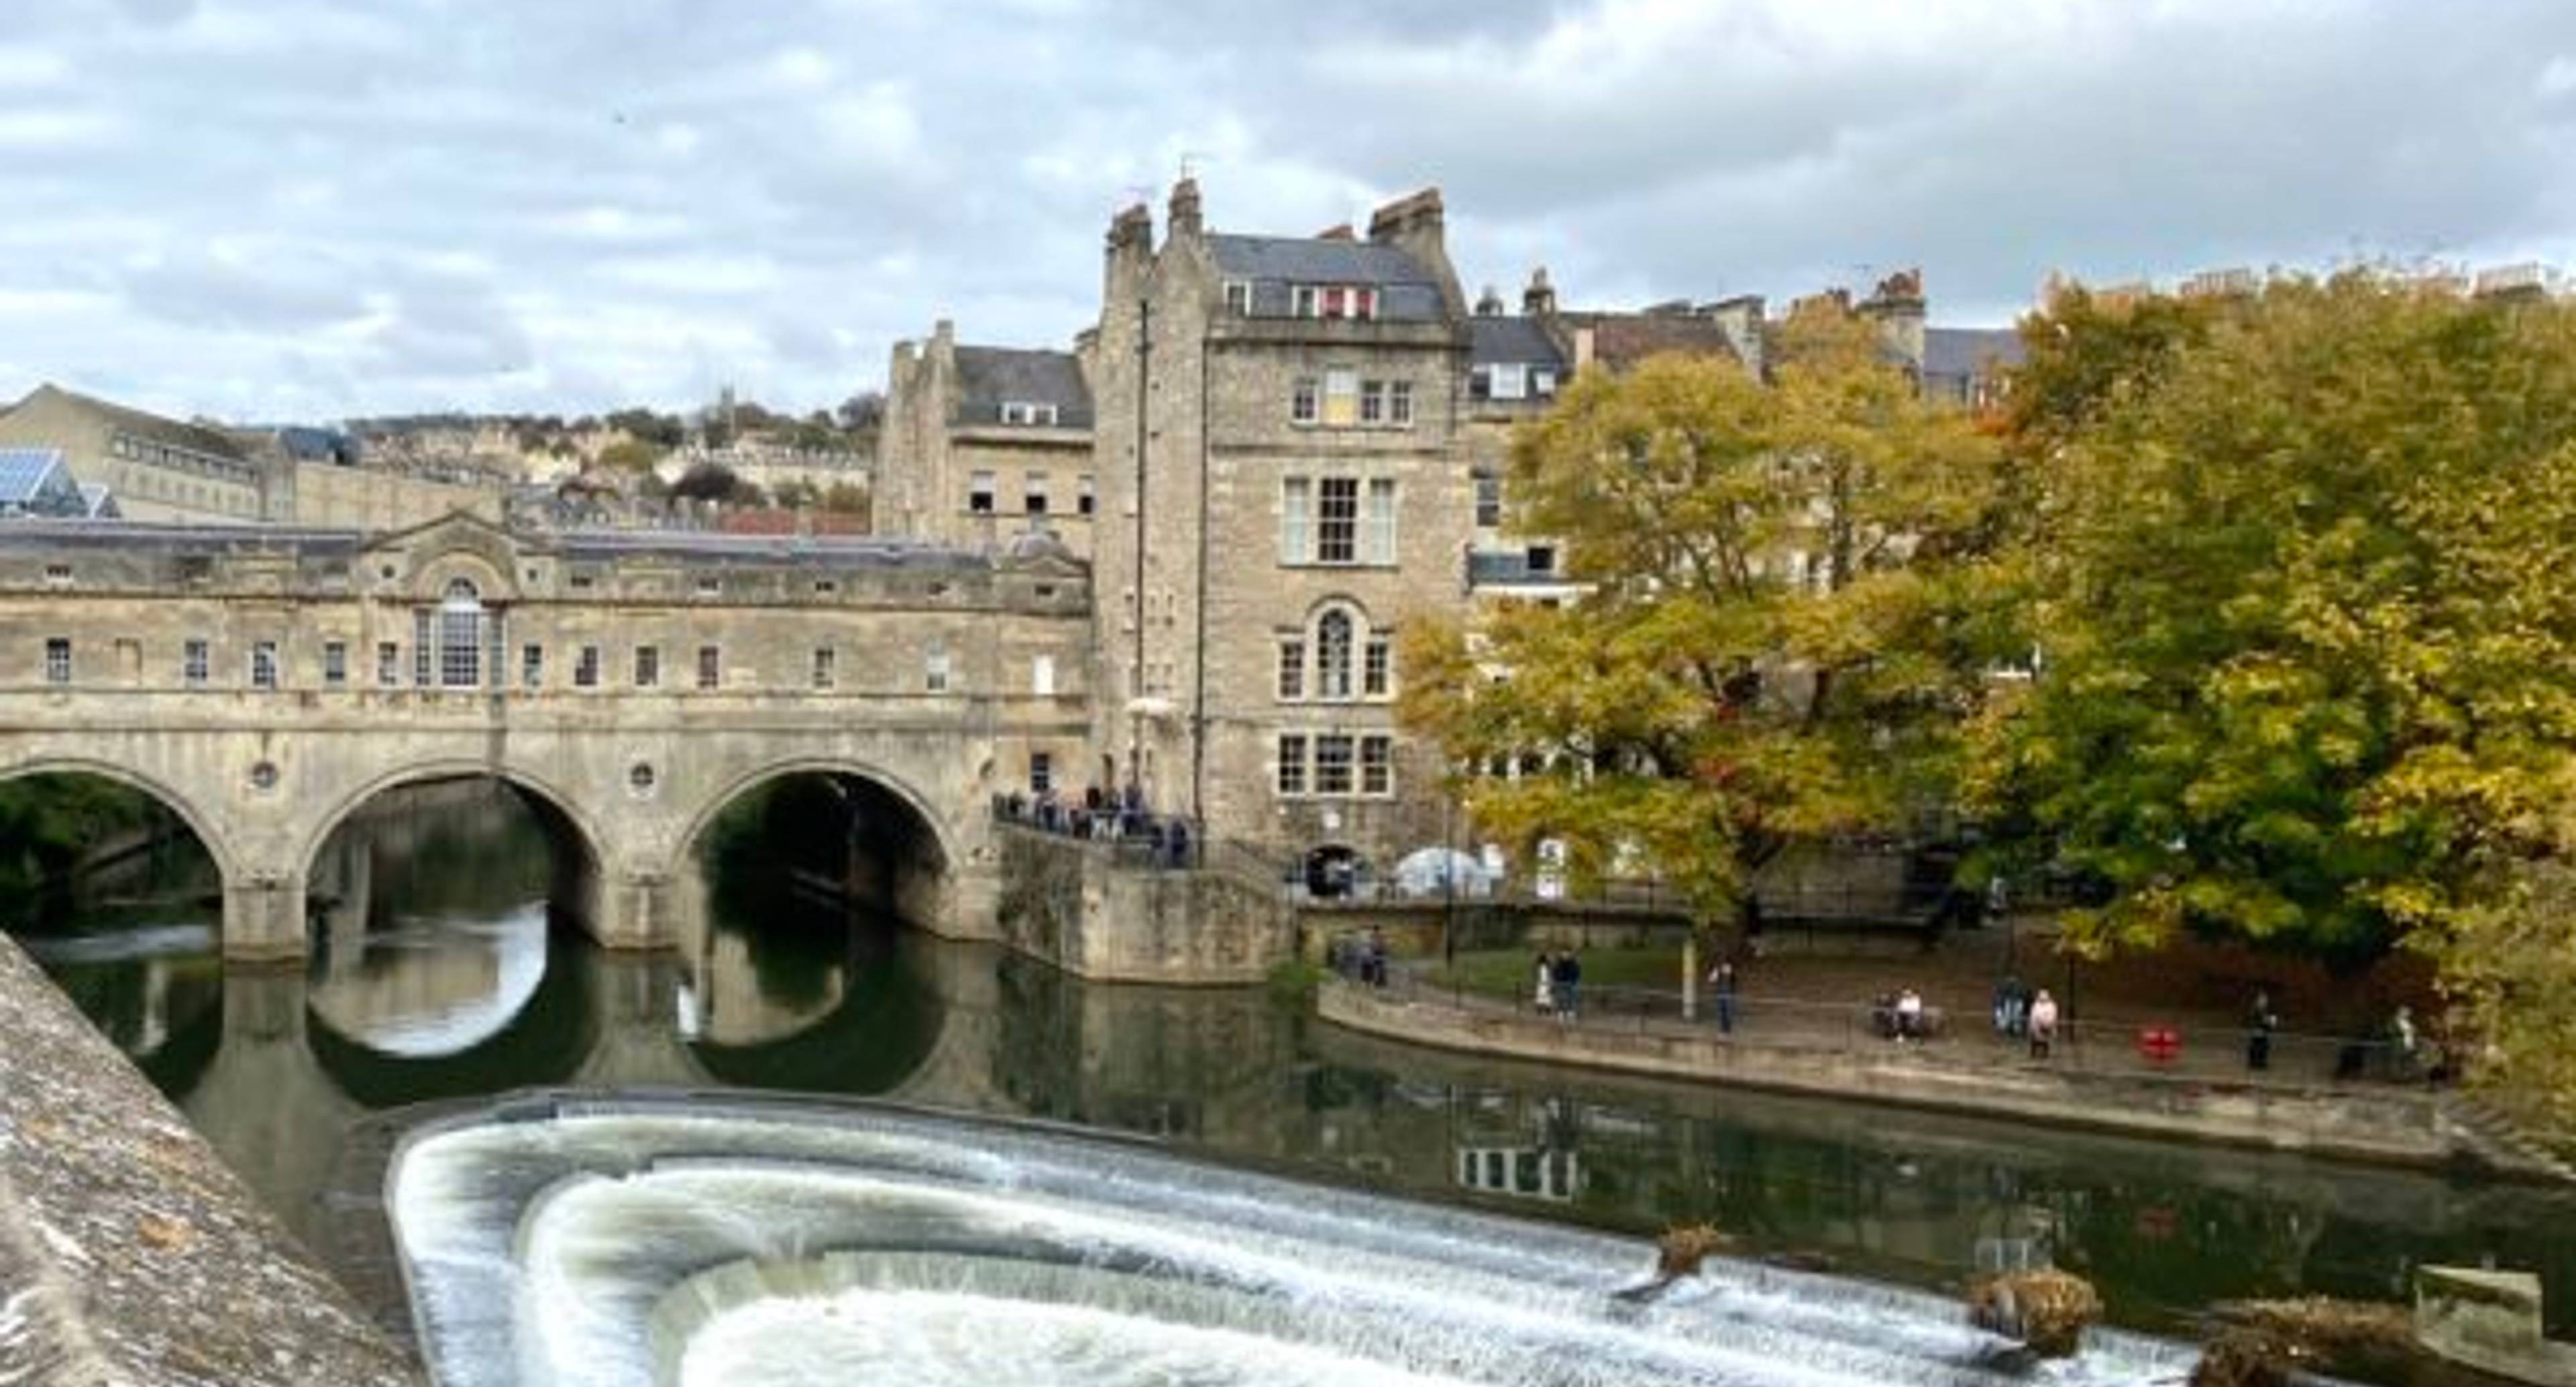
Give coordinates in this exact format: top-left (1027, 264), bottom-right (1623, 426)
top-left (968, 471), bottom-right (996, 514)
top-left (250, 640), bottom-right (278, 690)
top-left (1473, 469), bottom-right (1503, 528)
top-left (523, 644), bottom-right (543, 689)
top-left (925, 644), bottom-right (951, 693)
top-left (1275, 634), bottom-right (1305, 700)
top-left (438, 579), bottom-right (483, 688)
top-left (576, 645), bottom-right (601, 688)
top-left (42, 637), bottom-right (69, 685)
top-left (1275, 734), bottom-right (1308, 796)
top-left (376, 641), bottom-right (398, 687)
top-left (697, 645), bottom-right (721, 690)
top-left (1030, 752), bottom-right (1053, 795)
top-left (1279, 478), bottom-right (1311, 563)
top-left (1363, 478), bottom-right (1397, 563)
top-left (1316, 478), bottom-right (1358, 563)
top-left (184, 639), bottom-right (209, 688)
top-left (323, 641), bottom-right (347, 687)
top-left (1363, 634), bottom-right (1391, 698)
top-left (812, 646), bottom-right (836, 690)
top-left (1316, 608), bottom-right (1355, 700)
top-left (1314, 734), bottom-right (1355, 795)
top-left (1290, 377), bottom-right (1318, 425)
top-left (1360, 736), bottom-right (1394, 795)
top-left (635, 645), bottom-right (660, 689)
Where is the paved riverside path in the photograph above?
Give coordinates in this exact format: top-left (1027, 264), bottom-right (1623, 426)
top-left (1322, 970), bottom-right (2573, 1180)
top-left (0, 934), bottom-right (420, 1386)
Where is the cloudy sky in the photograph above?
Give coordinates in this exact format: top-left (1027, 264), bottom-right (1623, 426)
top-left (3, 0), bottom-right (2573, 423)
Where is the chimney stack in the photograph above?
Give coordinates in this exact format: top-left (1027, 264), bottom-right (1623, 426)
top-left (1523, 266), bottom-right (1556, 317)
top-left (1167, 178), bottom-right (1203, 241)
top-left (1856, 268), bottom-right (1927, 371)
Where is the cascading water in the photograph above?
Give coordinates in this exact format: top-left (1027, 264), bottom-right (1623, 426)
top-left (390, 1096), bottom-right (2202, 1387)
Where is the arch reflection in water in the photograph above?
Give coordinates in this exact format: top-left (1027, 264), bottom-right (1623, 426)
top-left (392, 1097), bottom-right (2198, 1387)
top-left (302, 777), bottom-right (598, 1105)
top-left (677, 769), bottom-right (949, 1095)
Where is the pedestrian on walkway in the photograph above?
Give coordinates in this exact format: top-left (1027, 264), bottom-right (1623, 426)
top-left (1534, 950), bottom-right (1556, 1014)
top-left (1552, 950), bottom-right (1582, 1023)
top-left (2027, 989), bottom-right (2059, 1060)
top-left (2246, 989), bottom-right (2277, 1072)
top-left (1708, 959), bottom-right (1737, 1035)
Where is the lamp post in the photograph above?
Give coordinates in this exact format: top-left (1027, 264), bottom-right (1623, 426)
top-left (1442, 785), bottom-right (1458, 966)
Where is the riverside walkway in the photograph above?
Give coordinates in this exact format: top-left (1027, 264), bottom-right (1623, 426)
top-left (1318, 970), bottom-right (2575, 1181)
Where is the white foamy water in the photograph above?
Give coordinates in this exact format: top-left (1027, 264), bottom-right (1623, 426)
top-left (680, 1290), bottom-right (1479, 1387)
top-left (388, 1098), bottom-right (2203, 1387)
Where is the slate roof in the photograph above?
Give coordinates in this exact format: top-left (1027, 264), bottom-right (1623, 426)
top-left (1923, 327), bottom-right (2025, 380)
top-left (1469, 316), bottom-right (1565, 369)
top-left (1207, 234), bottom-right (1450, 321)
top-left (1571, 313), bottom-right (1743, 370)
top-left (951, 346), bottom-right (1093, 428)
top-left (1208, 235), bottom-right (1434, 286)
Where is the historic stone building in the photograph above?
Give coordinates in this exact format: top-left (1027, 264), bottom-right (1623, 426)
top-left (0, 384), bottom-right (504, 530)
top-left (875, 182), bottom-right (2021, 893)
top-left (880, 323), bottom-right (1097, 559)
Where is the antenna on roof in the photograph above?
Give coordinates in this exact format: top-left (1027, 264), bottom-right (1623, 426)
top-left (1177, 151), bottom-right (1210, 181)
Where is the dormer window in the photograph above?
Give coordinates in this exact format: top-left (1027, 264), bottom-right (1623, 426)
top-left (1292, 285), bottom-right (1318, 317)
top-left (1315, 286), bottom-right (1377, 321)
top-left (1000, 401), bottom-right (1059, 426)
top-left (1223, 280), bottom-right (1252, 315)
top-left (1489, 364), bottom-right (1529, 400)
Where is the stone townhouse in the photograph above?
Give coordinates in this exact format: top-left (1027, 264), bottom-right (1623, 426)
top-left (876, 180), bottom-right (2021, 894)
top-left (881, 323), bottom-right (1099, 561)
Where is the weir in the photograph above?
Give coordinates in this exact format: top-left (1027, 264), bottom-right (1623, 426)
top-left (390, 1095), bottom-right (2202, 1387)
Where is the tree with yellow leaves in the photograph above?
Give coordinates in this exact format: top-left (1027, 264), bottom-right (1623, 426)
top-left (1400, 306), bottom-right (2010, 952)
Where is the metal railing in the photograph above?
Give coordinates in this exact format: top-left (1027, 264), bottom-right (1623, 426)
top-left (991, 799), bottom-right (1299, 892)
top-left (1332, 969), bottom-right (2445, 1090)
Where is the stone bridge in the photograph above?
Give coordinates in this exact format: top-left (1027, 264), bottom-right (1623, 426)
top-left (0, 513), bottom-right (1093, 958)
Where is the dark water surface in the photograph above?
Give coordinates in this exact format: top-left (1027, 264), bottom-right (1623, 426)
top-left (9, 779), bottom-right (2576, 1346)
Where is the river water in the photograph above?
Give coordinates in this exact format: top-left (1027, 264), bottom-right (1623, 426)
top-left (9, 778), bottom-right (2576, 1371)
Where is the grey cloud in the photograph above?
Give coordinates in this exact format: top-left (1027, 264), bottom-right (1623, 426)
top-left (121, 251), bottom-right (370, 332)
top-left (3, 0), bottom-right (2575, 421)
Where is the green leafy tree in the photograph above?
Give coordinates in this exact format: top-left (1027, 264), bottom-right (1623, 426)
top-left (1401, 309), bottom-right (2006, 942)
top-left (1979, 276), bottom-right (2576, 969)
top-left (597, 438), bottom-right (663, 473)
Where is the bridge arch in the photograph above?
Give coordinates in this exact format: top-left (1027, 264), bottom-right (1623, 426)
top-left (299, 762), bottom-right (606, 887)
top-left (672, 756), bottom-right (958, 932)
top-left (0, 755), bottom-right (242, 884)
top-left (296, 760), bottom-right (610, 936)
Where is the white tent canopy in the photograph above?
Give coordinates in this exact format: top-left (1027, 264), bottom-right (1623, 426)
top-left (1393, 847), bottom-right (1497, 899)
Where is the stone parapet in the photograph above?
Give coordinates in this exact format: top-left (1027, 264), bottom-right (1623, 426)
top-left (0, 933), bottom-right (419, 1385)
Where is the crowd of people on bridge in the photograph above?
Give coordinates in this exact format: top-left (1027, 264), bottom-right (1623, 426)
top-left (993, 784), bottom-right (1197, 869)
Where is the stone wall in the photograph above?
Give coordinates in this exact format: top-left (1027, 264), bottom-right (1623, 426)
top-left (1319, 979), bottom-right (2466, 1169)
top-left (0, 932), bottom-right (419, 1384)
top-left (996, 826), bottom-right (1296, 983)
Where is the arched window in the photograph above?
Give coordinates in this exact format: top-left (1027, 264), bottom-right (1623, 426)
top-left (438, 578), bottom-right (484, 688)
top-left (1316, 607), bottom-right (1354, 701)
